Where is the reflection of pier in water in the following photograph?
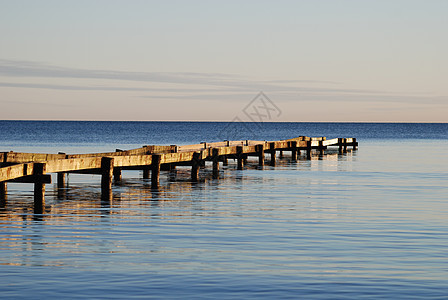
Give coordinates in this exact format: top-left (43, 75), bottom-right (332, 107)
top-left (0, 137), bottom-right (357, 215)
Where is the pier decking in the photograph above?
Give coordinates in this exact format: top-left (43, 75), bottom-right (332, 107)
top-left (0, 136), bottom-right (357, 212)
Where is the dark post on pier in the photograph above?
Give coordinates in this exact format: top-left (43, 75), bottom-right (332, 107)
top-left (0, 136), bottom-right (358, 210)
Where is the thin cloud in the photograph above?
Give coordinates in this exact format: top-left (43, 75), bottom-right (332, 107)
top-left (0, 82), bottom-right (227, 93)
top-left (0, 59), bottom-right (432, 99)
top-left (1, 99), bottom-right (74, 107)
top-left (0, 59), bottom-right (242, 87)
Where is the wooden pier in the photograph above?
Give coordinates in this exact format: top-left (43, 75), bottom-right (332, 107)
top-left (0, 136), bottom-right (357, 212)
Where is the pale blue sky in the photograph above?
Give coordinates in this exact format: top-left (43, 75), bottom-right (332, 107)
top-left (1, 0), bottom-right (447, 121)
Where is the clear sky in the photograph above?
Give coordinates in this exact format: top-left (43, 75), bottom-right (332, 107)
top-left (1, 0), bottom-right (447, 122)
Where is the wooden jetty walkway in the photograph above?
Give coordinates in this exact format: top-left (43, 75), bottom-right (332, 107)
top-left (0, 136), bottom-right (357, 212)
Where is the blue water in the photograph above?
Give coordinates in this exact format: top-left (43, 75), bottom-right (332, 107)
top-left (0, 121), bottom-right (447, 299)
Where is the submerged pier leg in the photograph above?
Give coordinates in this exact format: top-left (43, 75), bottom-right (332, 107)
top-left (353, 138), bottom-right (358, 150)
top-left (0, 182), bottom-right (7, 205)
top-left (269, 142), bottom-right (276, 166)
top-left (222, 155), bottom-right (228, 166)
top-left (57, 172), bottom-right (66, 189)
top-left (34, 162), bottom-right (47, 213)
top-left (113, 167), bottom-right (122, 182)
top-left (319, 141), bottom-right (325, 156)
top-left (291, 141), bottom-right (297, 162)
top-left (151, 154), bottom-right (161, 189)
top-left (236, 146), bottom-right (244, 170)
top-left (101, 157), bottom-right (114, 201)
top-left (212, 148), bottom-right (220, 179)
top-left (57, 172), bottom-right (67, 200)
top-left (191, 152), bottom-right (201, 182)
top-left (161, 163), bottom-right (173, 171)
top-left (256, 144), bottom-right (264, 167)
top-left (306, 140), bottom-right (312, 160)
top-left (338, 138), bottom-right (343, 154)
top-left (143, 166), bottom-right (151, 179)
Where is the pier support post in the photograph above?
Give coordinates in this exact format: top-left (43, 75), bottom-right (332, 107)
top-left (353, 138), bottom-right (357, 150)
top-left (101, 157), bottom-right (114, 201)
top-left (222, 155), bottom-right (228, 166)
top-left (161, 164), bottom-right (173, 171)
top-left (57, 172), bottom-right (66, 189)
top-left (0, 182), bottom-right (7, 204)
top-left (319, 140), bottom-right (325, 156)
top-left (143, 166), bottom-right (151, 179)
top-left (256, 144), bottom-right (264, 167)
top-left (113, 167), bottom-right (122, 182)
top-left (57, 152), bottom-right (66, 189)
top-left (191, 152), bottom-right (201, 182)
top-left (291, 141), bottom-right (297, 162)
top-left (338, 138), bottom-right (343, 154)
top-left (212, 148), bottom-right (220, 179)
top-left (343, 138), bottom-right (348, 153)
top-left (236, 146), bottom-right (244, 170)
top-left (269, 142), bottom-right (276, 166)
top-left (34, 162), bottom-right (47, 213)
top-left (151, 154), bottom-right (161, 189)
top-left (306, 140), bottom-right (312, 160)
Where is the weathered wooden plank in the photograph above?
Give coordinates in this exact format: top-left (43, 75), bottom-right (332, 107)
top-left (67, 145), bottom-right (175, 159)
top-left (68, 151), bottom-right (125, 159)
top-left (276, 141), bottom-right (292, 149)
top-left (206, 141), bottom-right (229, 148)
top-left (145, 145), bottom-right (177, 154)
top-left (161, 152), bottom-right (194, 164)
top-left (246, 140), bottom-right (267, 146)
top-left (0, 163), bottom-right (34, 182)
top-left (241, 145), bottom-right (257, 154)
top-left (283, 136), bottom-right (310, 142)
top-left (177, 144), bottom-right (204, 152)
top-left (113, 155), bottom-right (153, 168)
top-left (323, 138), bottom-right (339, 147)
top-left (4, 152), bottom-right (66, 163)
top-left (228, 141), bottom-right (246, 147)
top-left (46, 157), bottom-right (102, 173)
top-left (215, 146), bottom-right (238, 156)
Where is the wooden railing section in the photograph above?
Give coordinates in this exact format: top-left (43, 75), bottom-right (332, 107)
top-left (0, 136), bottom-right (357, 211)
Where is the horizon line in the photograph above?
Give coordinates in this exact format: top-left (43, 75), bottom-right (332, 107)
top-left (1, 119), bottom-right (447, 124)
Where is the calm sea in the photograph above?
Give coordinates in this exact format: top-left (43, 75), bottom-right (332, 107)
top-left (0, 121), bottom-right (447, 299)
